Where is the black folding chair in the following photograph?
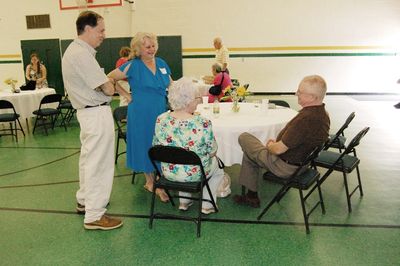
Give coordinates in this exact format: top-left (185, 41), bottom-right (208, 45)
top-left (58, 95), bottom-right (76, 127)
top-left (314, 127), bottom-right (370, 212)
top-left (32, 94), bottom-right (65, 135)
top-left (258, 145), bottom-right (325, 234)
top-left (269, 100), bottom-right (290, 108)
top-left (113, 106), bottom-right (127, 164)
top-left (0, 100), bottom-right (25, 142)
top-left (148, 145), bottom-right (218, 237)
top-left (325, 112), bottom-right (355, 152)
top-left (112, 106), bottom-right (138, 183)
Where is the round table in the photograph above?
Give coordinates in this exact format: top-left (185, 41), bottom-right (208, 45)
top-left (196, 102), bottom-right (298, 166)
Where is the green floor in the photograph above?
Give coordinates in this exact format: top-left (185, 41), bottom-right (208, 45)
top-left (1, 96), bottom-right (399, 265)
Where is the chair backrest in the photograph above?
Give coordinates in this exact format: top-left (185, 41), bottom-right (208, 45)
top-left (291, 144), bottom-right (325, 177)
top-left (326, 112), bottom-right (355, 148)
top-left (40, 94), bottom-right (62, 105)
top-left (269, 100), bottom-right (290, 108)
top-left (148, 145), bottom-right (206, 181)
top-left (113, 106), bottom-right (127, 122)
top-left (343, 127), bottom-right (370, 155)
top-left (113, 106), bottom-right (127, 132)
top-left (0, 100), bottom-right (14, 110)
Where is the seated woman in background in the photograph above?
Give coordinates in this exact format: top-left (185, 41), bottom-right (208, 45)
top-left (203, 63), bottom-right (232, 103)
top-left (25, 53), bottom-right (48, 89)
top-left (153, 77), bottom-right (224, 214)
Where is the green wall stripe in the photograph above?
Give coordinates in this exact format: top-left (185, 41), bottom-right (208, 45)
top-left (183, 52), bottom-right (397, 59)
top-left (0, 60), bottom-right (22, 64)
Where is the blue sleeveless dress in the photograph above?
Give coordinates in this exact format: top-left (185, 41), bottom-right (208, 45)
top-left (119, 57), bottom-right (171, 172)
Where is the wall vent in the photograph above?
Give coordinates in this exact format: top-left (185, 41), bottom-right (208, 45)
top-left (26, 14), bottom-right (51, 29)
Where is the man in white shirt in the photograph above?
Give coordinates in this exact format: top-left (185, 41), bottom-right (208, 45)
top-left (62, 11), bottom-right (123, 230)
top-left (213, 37), bottom-right (229, 73)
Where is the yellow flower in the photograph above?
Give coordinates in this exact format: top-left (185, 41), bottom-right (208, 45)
top-left (4, 78), bottom-right (17, 85)
top-left (237, 86), bottom-right (246, 96)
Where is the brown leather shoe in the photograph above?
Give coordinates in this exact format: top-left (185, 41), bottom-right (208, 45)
top-left (233, 194), bottom-right (260, 208)
top-left (84, 215), bottom-right (123, 230)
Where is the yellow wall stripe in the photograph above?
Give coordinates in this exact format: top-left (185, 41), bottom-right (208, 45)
top-left (183, 45), bottom-right (393, 53)
top-left (0, 54), bottom-right (21, 58)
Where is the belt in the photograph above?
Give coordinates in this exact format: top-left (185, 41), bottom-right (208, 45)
top-left (84, 102), bottom-right (109, 108)
top-left (281, 158), bottom-right (302, 167)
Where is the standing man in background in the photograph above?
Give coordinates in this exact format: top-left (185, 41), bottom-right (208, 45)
top-left (62, 11), bottom-right (123, 230)
top-left (213, 37), bottom-right (229, 73)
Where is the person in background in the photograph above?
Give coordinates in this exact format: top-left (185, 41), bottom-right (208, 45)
top-left (203, 63), bottom-right (232, 103)
top-left (213, 37), bottom-right (229, 73)
top-left (108, 32), bottom-right (172, 203)
top-left (115, 46), bottom-right (131, 106)
top-left (62, 11), bottom-right (126, 230)
top-left (153, 77), bottom-right (224, 214)
top-left (25, 53), bottom-right (48, 89)
top-left (233, 75), bottom-right (330, 208)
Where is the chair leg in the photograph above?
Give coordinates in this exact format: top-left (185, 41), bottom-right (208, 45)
top-left (316, 178), bottom-right (326, 214)
top-left (342, 172), bottom-right (352, 213)
top-left (149, 186), bottom-right (157, 229)
top-left (257, 185), bottom-right (287, 220)
top-left (131, 171), bottom-right (136, 184)
top-left (197, 189), bottom-right (203, 238)
top-left (16, 118), bottom-right (25, 137)
top-left (115, 139), bottom-right (120, 165)
top-left (355, 166), bottom-right (364, 196)
top-left (9, 122), bottom-right (17, 142)
top-left (299, 189), bottom-right (310, 234)
top-left (32, 116), bottom-right (39, 134)
top-left (204, 183), bottom-right (218, 212)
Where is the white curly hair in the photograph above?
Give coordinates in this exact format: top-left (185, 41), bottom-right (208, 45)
top-left (168, 77), bottom-right (198, 111)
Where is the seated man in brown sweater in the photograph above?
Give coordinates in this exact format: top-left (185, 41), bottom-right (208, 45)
top-left (233, 75), bottom-right (330, 207)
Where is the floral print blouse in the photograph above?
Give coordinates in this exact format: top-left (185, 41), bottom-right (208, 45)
top-left (153, 112), bottom-right (218, 182)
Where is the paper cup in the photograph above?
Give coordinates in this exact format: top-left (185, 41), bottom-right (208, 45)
top-left (202, 96), bottom-right (209, 104)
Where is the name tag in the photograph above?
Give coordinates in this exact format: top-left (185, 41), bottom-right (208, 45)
top-left (159, 68), bottom-right (167, 74)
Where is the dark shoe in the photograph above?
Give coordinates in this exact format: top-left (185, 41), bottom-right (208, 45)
top-left (84, 215), bottom-right (123, 230)
top-left (233, 194), bottom-right (260, 208)
top-left (394, 102), bottom-right (400, 109)
top-left (76, 203), bottom-right (85, 214)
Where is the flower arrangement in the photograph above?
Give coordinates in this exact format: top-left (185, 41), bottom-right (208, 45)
top-left (4, 78), bottom-right (18, 93)
top-left (220, 85), bottom-right (251, 102)
top-left (4, 78), bottom-right (18, 86)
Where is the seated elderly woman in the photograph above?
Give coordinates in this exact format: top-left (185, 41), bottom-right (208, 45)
top-left (203, 63), bottom-right (232, 103)
top-left (152, 77), bottom-right (224, 214)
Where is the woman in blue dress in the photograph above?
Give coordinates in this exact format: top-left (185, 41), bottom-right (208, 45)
top-left (108, 32), bottom-right (172, 202)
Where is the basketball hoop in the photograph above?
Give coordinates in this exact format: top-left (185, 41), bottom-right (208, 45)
top-left (75, 0), bottom-right (88, 11)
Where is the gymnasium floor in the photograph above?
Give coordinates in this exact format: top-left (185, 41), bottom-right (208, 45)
top-left (0, 95), bottom-right (399, 265)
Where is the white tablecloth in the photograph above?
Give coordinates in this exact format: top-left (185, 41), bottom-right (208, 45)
top-left (0, 88), bottom-right (56, 121)
top-left (196, 102), bottom-right (298, 166)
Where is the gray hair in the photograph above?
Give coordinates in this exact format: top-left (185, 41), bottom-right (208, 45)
top-left (212, 63), bottom-right (223, 73)
top-left (130, 32), bottom-right (158, 58)
top-left (300, 75), bottom-right (327, 100)
top-left (168, 77), bottom-right (198, 110)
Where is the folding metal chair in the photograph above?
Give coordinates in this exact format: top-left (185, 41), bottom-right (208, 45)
top-left (0, 100), bottom-right (25, 142)
top-left (148, 145), bottom-right (219, 237)
top-left (258, 145), bottom-right (325, 234)
top-left (314, 127), bottom-right (370, 212)
top-left (32, 94), bottom-right (65, 135)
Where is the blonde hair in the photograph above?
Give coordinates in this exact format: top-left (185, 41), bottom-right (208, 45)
top-left (130, 32), bottom-right (158, 58)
